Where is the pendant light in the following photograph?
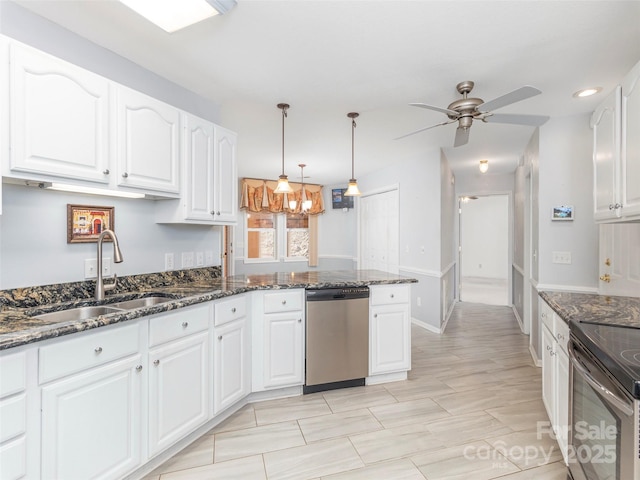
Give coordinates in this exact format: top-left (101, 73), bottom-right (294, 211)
top-left (274, 103), bottom-right (293, 194)
top-left (479, 159), bottom-right (489, 173)
top-left (344, 112), bottom-right (361, 196)
top-left (289, 164), bottom-right (313, 213)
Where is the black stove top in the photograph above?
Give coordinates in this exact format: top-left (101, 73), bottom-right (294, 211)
top-left (571, 320), bottom-right (640, 399)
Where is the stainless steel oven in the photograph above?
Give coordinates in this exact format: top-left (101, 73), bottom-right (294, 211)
top-left (568, 325), bottom-right (640, 480)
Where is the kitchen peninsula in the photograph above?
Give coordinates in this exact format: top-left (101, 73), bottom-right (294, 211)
top-left (0, 267), bottom-right (416, 480)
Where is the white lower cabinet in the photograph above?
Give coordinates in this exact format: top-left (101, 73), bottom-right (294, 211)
top-left (147, 304), bottom-right (210, 456)
top-left (213, 317), bottom-right (250, 414)
top-left (540, 298), bottom-right (569, 464)
top-left (41, 354), bottom-right (143, 480)
top-left (369, 285), bottom-right (411, 376)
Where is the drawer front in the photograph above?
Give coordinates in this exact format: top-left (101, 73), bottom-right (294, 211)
top-left (370, 285), bottom-right (409, 306)
top-left (0, 351), bottom-right (26, 398)
top-left (150, 304), bottom-right (210, 346)
top-left (263, 290), bottom-right (303, 314)
top-left (39, 322), bottom-right (141, 384)
top-left (0, 436), bottom-right (26, 480)
top-left (555, 317), bottom-right (570, 354)
top-left (0, 394), bottom-right (26, 443)
top-left (540, 300), bottom-right (554, 332)
top-left (214, 296), bottom-right (247, 327)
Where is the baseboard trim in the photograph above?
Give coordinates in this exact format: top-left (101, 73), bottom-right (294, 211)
top-left (530, 343), bottom-right (541, 367)
top-left (412, 317), bottom-right (441, 334)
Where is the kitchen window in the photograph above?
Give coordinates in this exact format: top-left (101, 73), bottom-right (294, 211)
top-left (245, 212), bottom-right (311, 263)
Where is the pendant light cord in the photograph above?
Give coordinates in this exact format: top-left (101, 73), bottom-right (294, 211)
top-left (351, 117), bottom-right (356, 179)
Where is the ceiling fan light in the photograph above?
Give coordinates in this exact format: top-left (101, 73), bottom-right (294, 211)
top-left (344, 180), bottom-right (361, 197)
top-left (274, 174), bottom-right (293, 194)
top-left (479, 160), bottom-right (489, 173)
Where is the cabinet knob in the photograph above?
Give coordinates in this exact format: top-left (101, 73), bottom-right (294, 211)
top-left (390, 294), bottom-right (395, 298)
top-left (122, 172), bottom-right (129, 178)
top-left (182, 322), bottom-right (188, 328)
top-left (599, 273), bottom-right (611, 283)
top-left (103, 169), bottom-right (110, 175)
top-left (218, 335), bottom-right (223, 341)
top-left (282, 300), bottom-right (287, 305)
top-left (216, 211), bottom-right (221, 216)
top-left (136, 365), bottom-right (143, 372)
top-left (94, 346), bottom-right (103, 354)
top-left (298, 318), bottom-right (302, 323)
top-left (231, 307), bottom-right (236, 313)
top-left (211, 211), bottom-right (216, 215)
top-left (374, 314), bottom-right (378, 318)
top-left (153, 359), bottom-right (160, 366)
top-left (557, 334), bottom-right (564, 341)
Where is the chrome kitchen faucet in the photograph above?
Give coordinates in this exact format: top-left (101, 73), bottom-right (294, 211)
top-left (95, 229), bottom-right (124, 301)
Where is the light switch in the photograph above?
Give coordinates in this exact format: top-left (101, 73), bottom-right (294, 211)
top-left (552, 251), bottom-right (572, 264)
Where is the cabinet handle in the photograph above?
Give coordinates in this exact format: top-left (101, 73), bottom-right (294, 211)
top-left (103, 169), bottom-right (110, 175)
top-left (94, 347), bottom-right (103, 354)
top-left (557, 334), bottom-right (565, 341)
top-left (541, 313), bottom-right (546, 318)
top-left (210, 211), bottom-right (215, 215)
top-left (218, 335), bottom-right (222, 340)
top-left (600, 273), bottom-right (611, 283)
top-left (122, 172), bottom-right (129, 178)
top-left (216, 211), bottom-right (221, 215)
top-left (182, 321), bottom-right (188, 328)
top-left (390, 294), bottom-right (394, 298)
top-left (231, 307), bottom-right (236, 313)
top-left (136, 365), bottom-right (143, 372)
top-left (374, 314), bottom-right (378, 318)
top-left (298, 318), bottom-right (302, 323)
top-left (282, 300), bottom-right (287, 305)
top-left (153, 359), bottom-right (160, 366)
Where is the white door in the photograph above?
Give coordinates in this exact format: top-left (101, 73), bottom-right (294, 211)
top-left (599, 223), bottom-right (640, 296)
top-left (359, 188), bottom-right (399, 273)
top-left (459, 195), bottom-right (509, 305)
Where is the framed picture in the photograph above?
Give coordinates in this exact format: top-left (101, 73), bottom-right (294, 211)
top-left (332, 188), bottom-right (354, 209)
top-left (552, 205), bottom-right (573, 221)
top-left (67, 204), bottom-right (115, 243)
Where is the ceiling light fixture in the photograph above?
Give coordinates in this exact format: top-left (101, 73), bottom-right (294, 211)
top-left (274, 103), bottom-right (293, 194)
top-left (289, 163), bottom-right (312, 213)
top-left (479, 159), bottom-right (489, 174)
top-left (118, 0), bottom-right (236, 33)
top-left (344, 112), bottom-right (361, 197)
top-left (573, 87), bottom-right (602, 98)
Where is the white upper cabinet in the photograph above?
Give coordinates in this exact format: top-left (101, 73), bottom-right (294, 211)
top-left (592, 59), bottom-right (640, 222)
top-left (8, 42), bottom-right (110, 184)
top-left (213, 125), bottom-right (238, 223)
top-left (621, 60), bottom-right (640, 219)
top-left (184, 113), bottom-right (216, 221)
top-left (115, 86), bottom-right (180, 195)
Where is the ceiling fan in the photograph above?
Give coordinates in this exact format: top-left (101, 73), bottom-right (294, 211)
top-left (397, 81), bottom-right (549, 147)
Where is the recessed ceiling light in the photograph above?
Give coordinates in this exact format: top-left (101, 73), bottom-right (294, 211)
top-left (119, 0), bottom-right (236, 33)
top-left (573, 87), bottom-right (602, 98)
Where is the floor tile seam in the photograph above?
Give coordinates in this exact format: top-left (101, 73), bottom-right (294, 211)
top-left (254, 409), bottom-right (335, 426)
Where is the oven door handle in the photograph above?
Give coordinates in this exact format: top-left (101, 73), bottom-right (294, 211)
top-left (568, 342), bottom-right (634, 417)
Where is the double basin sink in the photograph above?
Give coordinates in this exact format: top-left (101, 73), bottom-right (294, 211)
top-left (32, 296), bottom-right (174, 323)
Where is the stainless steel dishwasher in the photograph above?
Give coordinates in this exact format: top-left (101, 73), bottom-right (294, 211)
top-left (304, 287), bottom-right (369, 394)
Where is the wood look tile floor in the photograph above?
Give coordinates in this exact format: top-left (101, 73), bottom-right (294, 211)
top-left (144, 303), bottom-right (567, 480)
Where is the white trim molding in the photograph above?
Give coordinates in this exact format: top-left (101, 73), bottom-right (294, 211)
top-left (399, 266), bottom-right (443, 278)
top-left (535, 283), bottom-right (599, 294)
top-left (412, 317), bottom-right (441, 334)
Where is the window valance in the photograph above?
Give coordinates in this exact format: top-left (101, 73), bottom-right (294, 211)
top-left (240, 178), bottom-right (325, 215)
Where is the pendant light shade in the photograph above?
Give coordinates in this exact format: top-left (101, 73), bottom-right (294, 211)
top-left (289, 163), bottom-right (313, 213)
top-left (344, 112), bottom-right (361, 197)
top-left (479, 159), bottom-right (489, 173)
top-left (274, 103), bottom-right (293, 194)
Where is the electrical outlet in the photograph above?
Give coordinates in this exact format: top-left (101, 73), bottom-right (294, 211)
top-left (182, 252), bottom-right (194, 268)
top-left (205, 250), bottom-right (214, 265)
top-left (196, 252), bottom-right (204, 267)
top-left (84, 259), bottom-right (97, 279)
top-left (165, 253), bottom-right (174, 271)
top-left (552, 251), bottom-right (572, 264)
top-left (102, 257), bottom-right (111, 276)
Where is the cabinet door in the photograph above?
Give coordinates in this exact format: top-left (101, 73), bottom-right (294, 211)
top-left (263, 313), bottom-right (304, 388)
top-left (116, 86), bottom-right (180, 194)
top-left (213, 125), bottom-right (237, 223)
top-left (148, 331), bottom-right (209, 456)
top-left (591, 86), bottom-right (622, 221)
top-left (621, 60), bottom-right (640, 218)
top-left (555, 348), bottom-right (569, 464)
top-left (214, 318), bottom-right (249, 414)
top-left (9, 42), bottom-right (110, 183)
top-left (369, 303), bottom-right (410, 375)
top-left (41, 355), bottom-right (143, 480)
top-left (599, 223), bottom-right (640, 296)
top-left (184, 113), bottom-right (215, 221)
top-left (541, 325), bottom-right (555, 424)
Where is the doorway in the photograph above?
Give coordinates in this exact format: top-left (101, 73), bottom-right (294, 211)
top-left (459, 194), bottom-right (509, 305)
top-left (358, 187), bottom-right (399, 273)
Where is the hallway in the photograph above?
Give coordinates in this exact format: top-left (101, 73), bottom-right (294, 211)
top-left (144, 303), bottom-right (566, 480)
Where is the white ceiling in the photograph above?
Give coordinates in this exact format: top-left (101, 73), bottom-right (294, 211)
top-left (12, 0), bottom-right (640, 185)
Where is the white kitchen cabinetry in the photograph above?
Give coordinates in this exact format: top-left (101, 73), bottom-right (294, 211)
top-left (156, 115), bottom-right (238, 224)
top-left (148, 304), bottom-right (211, 456)
top-left (7, 41), bottom-right (110, 184)
top-left (213, 295), bottom-right (250, 414)
top-left (540, 298), bottom-right (569, 464)
top-left (253, 290), bottom-right (305, 391)
top-left (115, 86), bottom-right (180, 195)
top-left (369, 285), bottom-right (411, 377)
top-left (592, 59), bottom-right (640, 222)
top-left (39, 321), bottom-right (144, 480)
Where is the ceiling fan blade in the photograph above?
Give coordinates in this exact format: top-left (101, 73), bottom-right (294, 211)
top-left (410, 103), bottom-right (459, 117)
top-left (394, 119), bottom-right (457, 140)
top-left (479, 86), bottom-right (542, 112)
top-left (453, 127), bottom-right (469, 147)
top-left (485, 113), bottom-right (550, 126)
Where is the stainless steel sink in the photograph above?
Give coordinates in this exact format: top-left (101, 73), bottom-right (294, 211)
top-left (109, 296), bottom-right (173, 310)
top-left (33, 305), bottom-right (125, 323)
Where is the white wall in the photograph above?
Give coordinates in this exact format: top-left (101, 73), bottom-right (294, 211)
top-left (538, 114), bottom-right (599, 291)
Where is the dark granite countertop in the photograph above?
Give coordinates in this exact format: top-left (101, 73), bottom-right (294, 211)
top-left (0, 268), bottom-right (416, 350)
top-left (539, 291), bottom-right (640, 328)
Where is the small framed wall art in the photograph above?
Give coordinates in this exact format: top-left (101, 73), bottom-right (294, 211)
top-left (67, 204), bottom-right (115, 243)
top-left (332, 188), bottom-right (354, 209)
top-left (552, 205), bottom-right (573, 221)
